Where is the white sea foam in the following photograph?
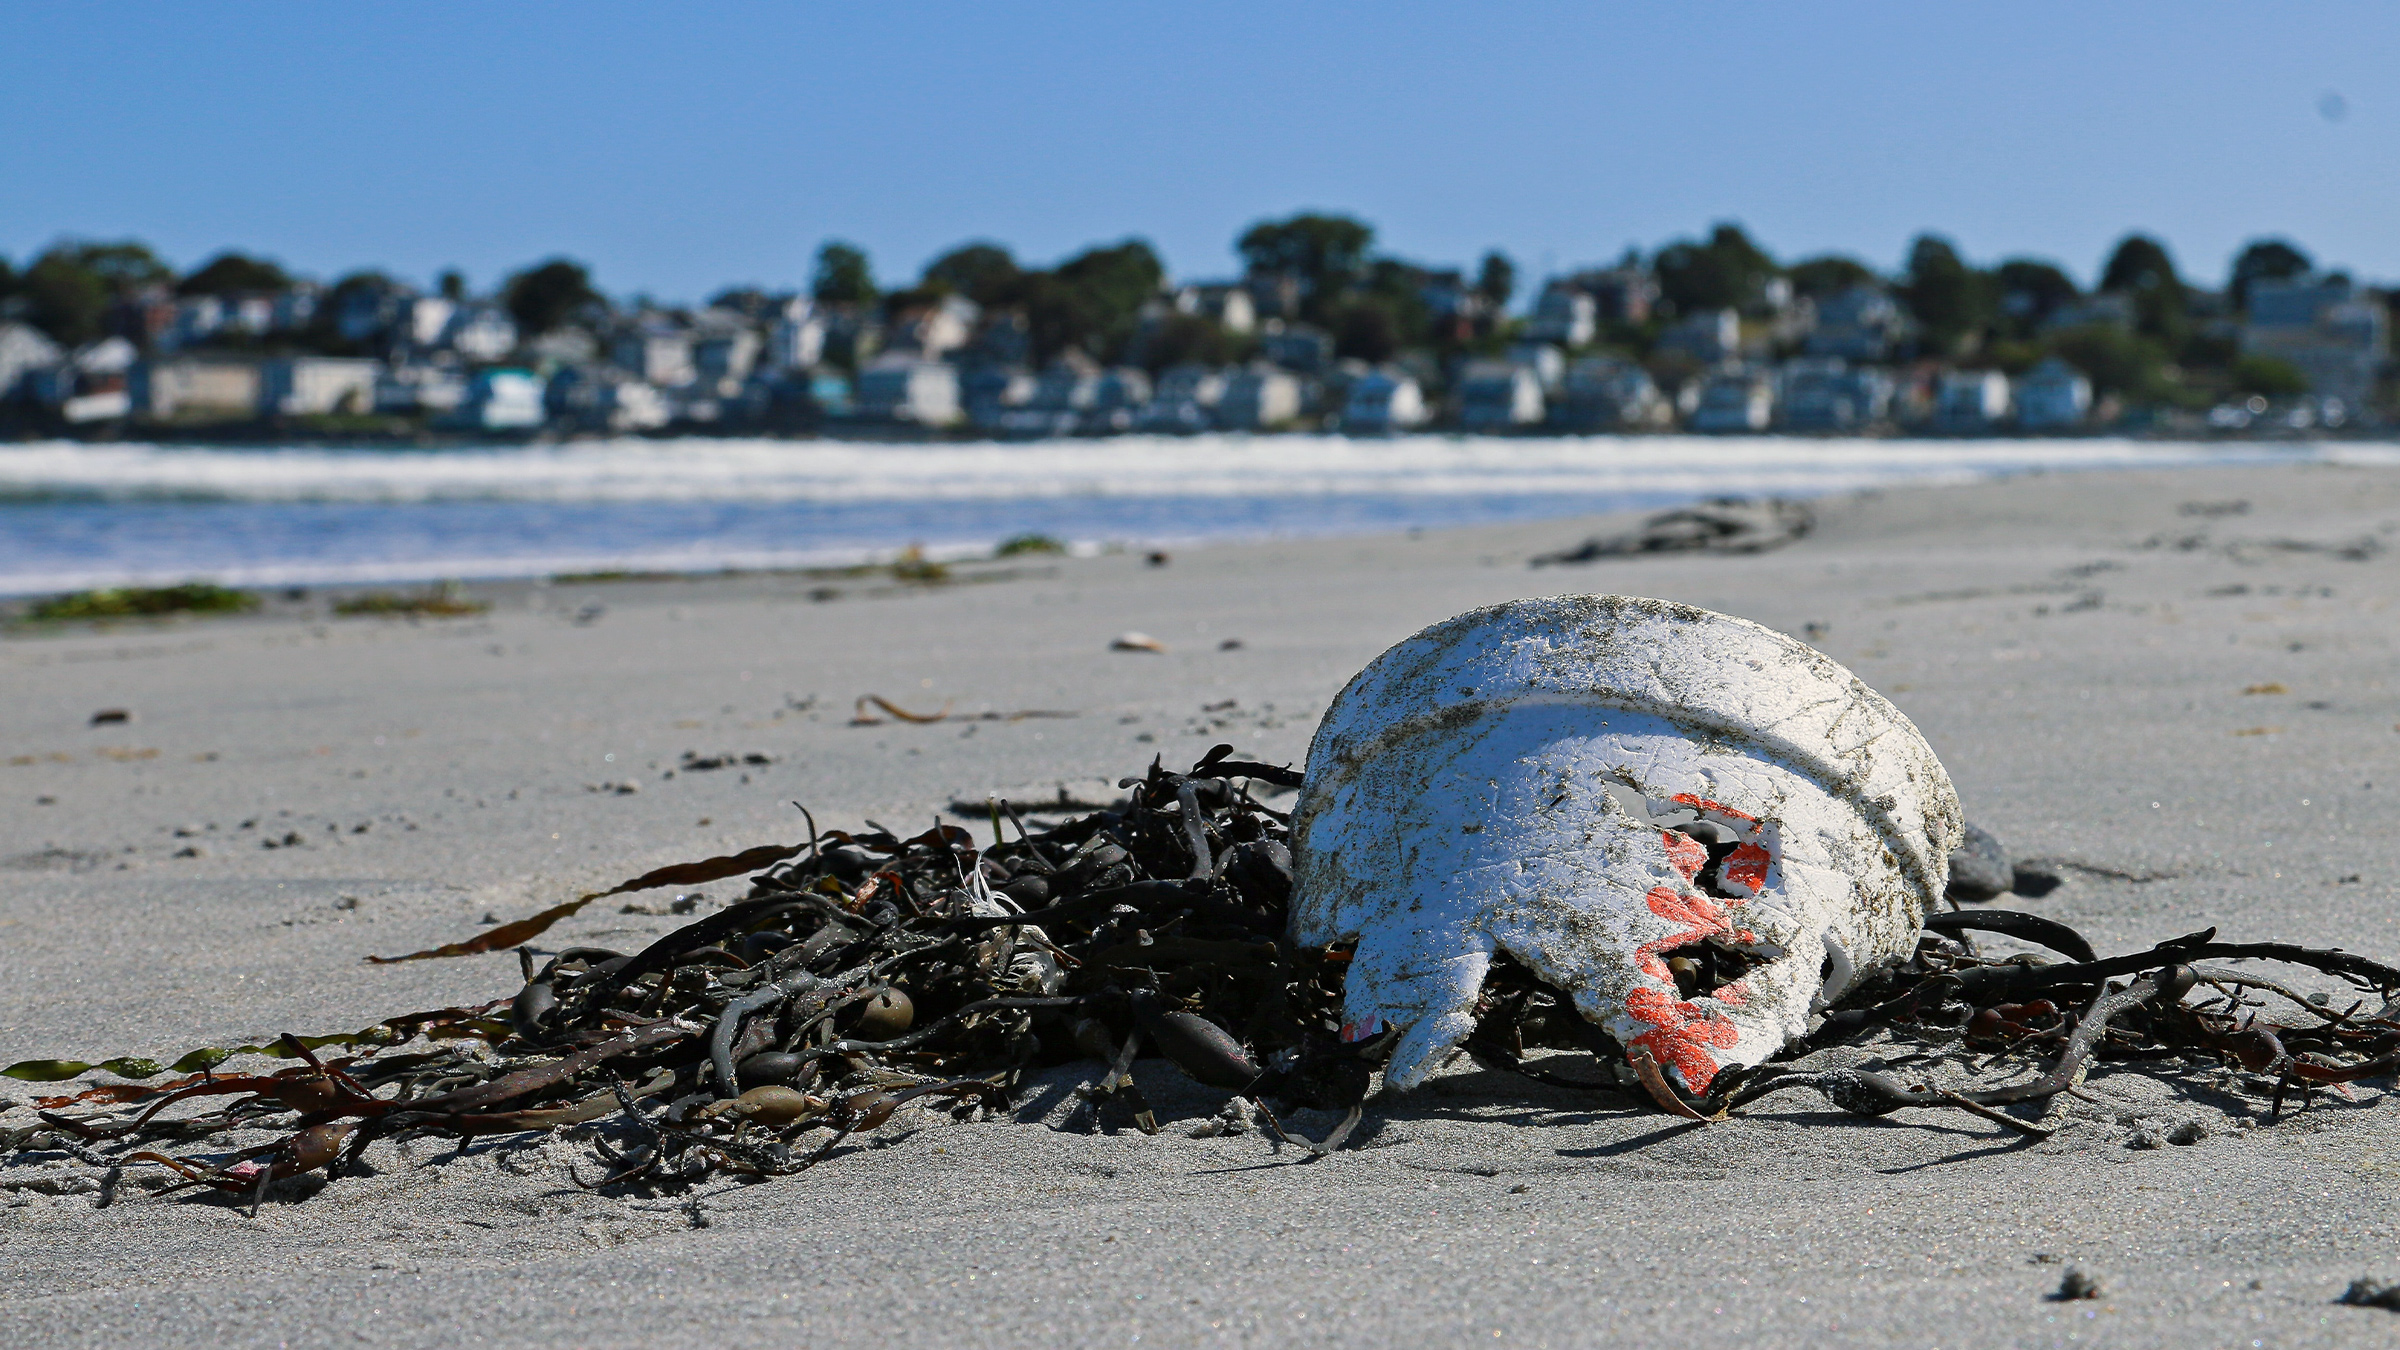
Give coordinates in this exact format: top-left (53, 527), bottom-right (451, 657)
top-left (0, 433), bottom-right (2309, 505)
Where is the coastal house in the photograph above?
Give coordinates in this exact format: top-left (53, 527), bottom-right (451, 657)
top-left (1132, 363), bottom-right (1226, 434)
top-left (1804, 287), bottom-right (1905, 362)
top-left (1341, 367), bottom-right (1428, 433)
top-left (545, 365), bottom-right (669, 432)
top-left (2013, 357), bottom-right (2092, 431)
top-left (130, 358), bottom-right (261, 421)
top-left (767, 298), bottom-right (825, 370)
top-left (1504, 342), bottom-right (1566, 392)
top-left (260, 357), bottom-right (379, 416)
top-left (439, 369), bottom-right (547, 430)
top-left (1261, 325), bottom-right (1333, 374)
top-left (1653, 308), bottom-right (1740, 365)
top-left (2243, 277), bottom-right (2388, 411)
top-left (1689, 367), bottom-right (1776, 432)
top-left (1079, 367), bottom-right (1152, 434)
top-left (1455, 360), bottom-right (1544, 431)
top-left (1217, 364), bottom-right (1302, 430)
top-left (334, 281), bottom-right (412, 344)
top-left (1524, 284), bottom-right (1597, 347)
top-left (222, 294), bottom-right (276, 337)
top-left (854, 354), bottom-right (961, 426)
top-left (442, 304), bottom-right (519, 363)
top-left (0, 323), bottom-right (62, 401)
top-left (1550, 357), bottom-right (1665, 431)
top-left (272, 285), bottom-right (321, 334)
top-left (375, 363), bottom-right (468, 414)
top-left (1934, 369), bottom-right (2011, 431)
top-left (401, 297), bottom-right (457, 349)
top-left (2041, 294), bottom-right (2134, 334)
top-left (887, 295), bottom-right (979, 360)
top-left (961, 364), bottom-right (1035, 430)
top-left (1777, 358), bottom-right (1892, 431)
top-left (692, 320), bottom-right (763, 386)
top-left (612, 319), bottom-right (697, 388)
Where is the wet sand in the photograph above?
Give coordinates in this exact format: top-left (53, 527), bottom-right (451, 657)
top-left (7, 459), bottom-right (2400, 1347)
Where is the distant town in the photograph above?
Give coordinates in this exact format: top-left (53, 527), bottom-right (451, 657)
top-left (0, 215), bottom-right (2388, 441)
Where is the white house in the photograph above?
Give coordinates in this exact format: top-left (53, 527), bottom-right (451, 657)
top-left (546, 366), bottom-right (669, 432)
top-left (376, 364), bottom-right (468, 414)
top-left (0, 323), bottom-right (62, 400)
top-left (767, 298), bottom-right (826, 370)
top-left (131, 359), bottom-right (261, 420)
top-left (401, 297), bottom-right (457, 348)
top-left (2014, 357), bottom-right (2093, 430)
top-left (260, 357), bottom-right (379, 416)
top-left (1456, 360), bottom-right (1545, 431)
top-left (443, 304), bottom-right (519, 363)
top-left (1341, 367), bottom-right (1428, 433)
top-left (1217, 365), bottom-right (1302, 430)
top-left (1934, 370), bottom-right (2011, 431)
top-left (1175, 283), bottom-right (1256, 334)
top-left (1525, 284), bottom-right (1598, 347)
top-left (854, 355), bottom-right (961, 426)
top-left (1689, 367), bottom-right (1775, 432)
top-left (1654, 308), bottom-right (1740, 364)
top-left (612, 321), bottom-right (697, 387)
top-left (887, 295), bottom-right (979, 360)
top-left (440, 369), bottom-right (546, 430)
top-left (1504, 342), bottom-right (1565, 392)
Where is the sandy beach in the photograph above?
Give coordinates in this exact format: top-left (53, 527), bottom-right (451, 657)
top-left (9, 458), bottom-right (2400, 1347)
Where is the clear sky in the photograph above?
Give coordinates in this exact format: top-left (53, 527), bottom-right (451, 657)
top-left (5, 2), bottom-right (2394, 303)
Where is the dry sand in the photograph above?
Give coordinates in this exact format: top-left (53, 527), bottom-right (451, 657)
top-left (7, 460), bottom-right (2400, 1346)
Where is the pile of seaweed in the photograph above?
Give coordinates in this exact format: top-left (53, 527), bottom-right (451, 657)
top-left (10, 744), bottom-right (2400, 1209)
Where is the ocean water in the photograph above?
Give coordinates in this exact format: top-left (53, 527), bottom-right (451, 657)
top-left (0, 434), bottom-right (2362, 596)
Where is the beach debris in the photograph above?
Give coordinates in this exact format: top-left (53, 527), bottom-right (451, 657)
top-left (1947, 822), bottom-right (2015, 903)
top-left (2338, 1278), bottom-right (2400, 1312)
top-left (2052, 1268), bottom-right (2102, 1301)
top-left (1146, 552), bottom-right (1171, 567)
top-left (1289, 595), bottom-right (1962, 1105)
top-left (14, 605), bottom-right (2400, 1202)
top-left (89, 709), bottom-right (132, 726)
top-left (849, 696), bottom-right (1078, 727)
top-left (995, 534), bottom-right (1067, 557)
top-left (1531, 497), bottom-right (1813, 567)
top-left (679, 751), bottom-right (776, 771)
top-left (333, 584), bottom-right (489, 618)
top-left (1111, 631), bottom-right (1167, 653)
top-left (20, 582), bottom-right (257, 623)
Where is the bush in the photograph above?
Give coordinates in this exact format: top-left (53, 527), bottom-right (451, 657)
top-left (333, 585), bottom-right (489, 618)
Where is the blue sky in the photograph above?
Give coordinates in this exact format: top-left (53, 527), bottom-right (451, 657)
top-left (5, 3), bottom-right (2395, 303)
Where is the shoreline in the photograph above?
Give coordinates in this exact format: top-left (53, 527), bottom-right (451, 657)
top-left (9, 459), bottom-right (2400, 1346)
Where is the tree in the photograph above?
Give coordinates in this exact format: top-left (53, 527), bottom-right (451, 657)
top-left (1474, 250), bottom-right (1517, 309)
top-left (2047, 324), bottom-right (2166, 400)
top-left (2228, 239), bottom-right (2313, 311)
top-left (922, 242), bottom-right (1022, 308)
top-left (2228, 353), bottom-right (2309, 397)
top-left (1137, 313), bottom-right (1243, 372)
top-left (1899, 235), bottom-right (1995, 354)
top-left (1653, 223), bottom-right (1779, 314)
top-left (1236, 212), bottom-right (1375, 304)
top-left (1022, 239), bottom-right (1163, 363)
top-left (178, 251), bottom-right (291, 296)
top-left (2098, 234), bottom-right (2186, 345)
top-left (1994, 258), bottom-right (2079, 335)
top-left (438, 269), bottom-right (467, 302)
top-left (504, 258), bottom-right (599, 336)
top-left (1328, 295), bottom-right (1403, 363)
top-left (811, 242), bottom-right (877, 307)
top-left (1785, 254), bottom-right (1878, 299)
